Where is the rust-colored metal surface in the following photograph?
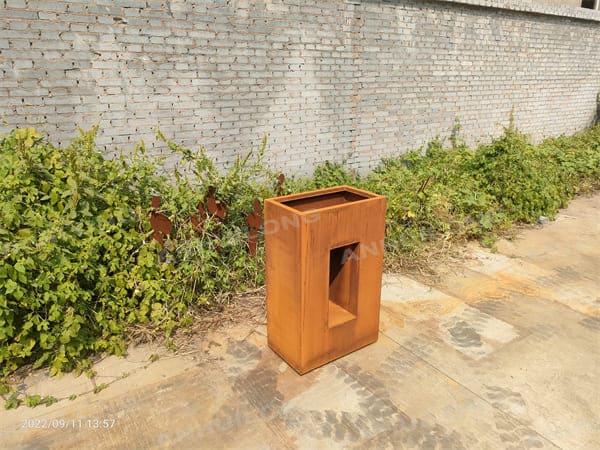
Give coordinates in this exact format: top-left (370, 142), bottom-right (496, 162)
top-left (189, 202), bottom-right (206, 234)
top-left (275, 173), bottom-right (285, 196)
top-left (206, 186), bottom-right (227, 220)
top-left (149, 195), bottom-right (172, 245)
top-left (264, 185), bottom-right (387, 374)
top-left (245, 199), bottom-right (263, 256)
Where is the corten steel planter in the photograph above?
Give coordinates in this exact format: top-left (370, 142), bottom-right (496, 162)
top-left (264, 185), bottom-right (387, 374)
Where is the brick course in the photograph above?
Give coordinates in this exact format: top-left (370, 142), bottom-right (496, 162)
top-left (0, 0), bottom-right (599, 173)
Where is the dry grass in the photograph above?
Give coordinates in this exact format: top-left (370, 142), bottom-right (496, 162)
top-left (127, 287), bottom-right (266, 352)
top-left (188, 286), bottom-right (266, 334)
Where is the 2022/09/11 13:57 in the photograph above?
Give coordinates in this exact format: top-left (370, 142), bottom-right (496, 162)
top-left (21, 418), bottom-right (117, 430)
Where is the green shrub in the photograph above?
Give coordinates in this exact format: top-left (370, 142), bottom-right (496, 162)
top-left (361, 123), bottom-right (599, 253)
top-left (471, 125), bottom-right (570, 223)
top-left (153, 132), bottom-right (275, 303)
top-left (541, 126), bottom-right (600, 194)
top-left (0, 127), bottom-right (275, 377)
top-left (1, 127), bottom-right (165, 376)
top-left (363, 136), bottom-right (501, 256)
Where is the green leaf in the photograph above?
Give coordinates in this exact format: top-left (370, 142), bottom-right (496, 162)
top-left (93, 383), bottom-right (109, 394)
top-left (4, 279), bottom-right (17, 295)
top-left (4, 395), bottom-right (21, 410)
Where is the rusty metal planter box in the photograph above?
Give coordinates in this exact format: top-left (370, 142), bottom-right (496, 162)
top-left (264, 185), bottom-right (387, 374)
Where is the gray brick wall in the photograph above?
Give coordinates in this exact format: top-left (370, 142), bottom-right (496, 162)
top-left (1, 0), bottom-right (599, 173)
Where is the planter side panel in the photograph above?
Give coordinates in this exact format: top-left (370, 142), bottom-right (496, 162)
top-left (264, 200), bottom-right (302, 369)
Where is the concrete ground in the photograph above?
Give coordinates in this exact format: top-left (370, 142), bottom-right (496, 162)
top-left (1, 194), bottom-right (599, 450)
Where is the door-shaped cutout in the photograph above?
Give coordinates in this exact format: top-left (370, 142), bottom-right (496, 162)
top-left (328, 243), bottom-right (359, 328)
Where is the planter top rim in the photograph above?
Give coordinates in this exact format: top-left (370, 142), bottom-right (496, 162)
top-left (265, 185), bottom-right (385, 214)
